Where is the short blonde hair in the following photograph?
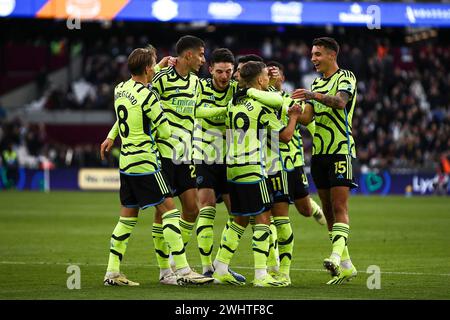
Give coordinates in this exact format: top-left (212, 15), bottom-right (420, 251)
top-left (127, 46), bottom-right (155, 76)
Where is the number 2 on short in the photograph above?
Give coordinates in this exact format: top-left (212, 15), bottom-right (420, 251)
top-left (189, 165), bottom-right (196, 178)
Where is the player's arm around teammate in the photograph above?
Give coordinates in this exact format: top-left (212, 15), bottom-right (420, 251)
top-left (100, 54), bottom-right (178, 157)
top-left (102, 46), bottom-right (213, 287)
top-left (191, 48), bottom-right (246, 282)
top-left (150, 36), bottom-right (207, 251)
top-left (267, 61), bottom-right (326, 224)
top-left (213, 61), bottom-right (299, 287)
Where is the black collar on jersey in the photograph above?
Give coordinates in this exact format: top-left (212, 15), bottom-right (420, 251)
top-left (210, 78), bottom-right (230, 93)
top-left (321, 68), bottom-right (341, 81)
top-left (173, 66), bottom-right (191, 81)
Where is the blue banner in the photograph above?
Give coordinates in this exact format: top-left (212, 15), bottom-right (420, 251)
top-left (0, 168), bottom-right (79, 191)
top-left (2, 1), bottom-right (450, 28)
top-left (0, 0), bottom-right (47, 18)
top-left (1, 167), bottom-right (447, 195)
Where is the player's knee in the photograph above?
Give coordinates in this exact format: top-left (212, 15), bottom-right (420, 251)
top-left (199, 199), bottom-right (216, 208)
top-left (295, 200), bottom-right (312, 217)
top-left (182, 203), bottom-right (199, 220)
top-left (254, 213), bottom-right (271, 225)
top-left (198, 190), bottom-right (216, 208)
top-left (234, 215), bottom-right (249, 228)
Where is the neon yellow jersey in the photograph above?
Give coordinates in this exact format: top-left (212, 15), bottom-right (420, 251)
top-left (113, 79), bottom-right (170, 174)
top-left (193, 78), bottom-right (238, 163)
top-left (151, 66), bottom-right (201, 162)
top-left (310, 68), bottom-right (357, 157)
top-left (226, 96), bottom-right (285, 183)
top-left (266, 87), bottom-right (304, 173)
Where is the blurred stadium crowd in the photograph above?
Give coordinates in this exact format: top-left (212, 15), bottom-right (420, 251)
top-left (0, 21), bottom-right (449, 174)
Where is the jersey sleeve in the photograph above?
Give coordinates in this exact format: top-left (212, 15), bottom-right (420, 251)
top-left (247, 88), bottom-right (283, 110)
top-left (337, 71), bottom-right (357, 98)
top-left (307, 79), bottom-right (318, 109)
top-left (195, 79), bottom-right (205, 108)
top-left (195, 107), bottom-right (227, 118)
top-left (305, 120), bottom-right (316, 136)
top-left (230, 79), bottom-right (239, 93)
top-left (282, 92), bottom-right (296, 108)
top-left (142, 91), bottom-right (171, 139)
top-left (107, 121), bottom-right (119, 140)
top-left (260, 108), bottom-right (286, 133)
top-left (280, 103), bottom-right (289, 123)
top-left (281, 93), bottom-right (298, 117)
top-left (225, 100), bottom-right (232, 128)
top-left (151, 71), bottom-right (165, 96)
top-left (194, 77), bottom-right (202, 109)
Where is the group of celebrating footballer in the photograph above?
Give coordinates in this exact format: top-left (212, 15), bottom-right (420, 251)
top-left (100, 34), bottom-right (358, 288)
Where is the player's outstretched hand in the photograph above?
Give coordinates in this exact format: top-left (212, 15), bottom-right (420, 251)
top-left (292, 88), bottom-right (315, 101)
top-left (268, 66), bottom-right (280, 78)
top-left (268, 66), bottom-right (282, 90)
top-left (158, 56), bottom-right (177, 69)
top-left (168, 56), bottom-right (177, 67)
top-left (288, 104), bottom-right (302, 118)
top-left (100, 138), bottom-right (114, 160)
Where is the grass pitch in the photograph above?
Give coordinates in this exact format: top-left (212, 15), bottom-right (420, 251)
top-left (0, 191), bottom-right (449, 300)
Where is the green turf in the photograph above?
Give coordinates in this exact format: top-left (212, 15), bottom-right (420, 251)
top-left (0, 191), bottom-right (449, 300)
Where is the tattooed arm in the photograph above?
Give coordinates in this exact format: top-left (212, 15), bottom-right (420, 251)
top-left (292, 89), bottom-right (349, 110)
